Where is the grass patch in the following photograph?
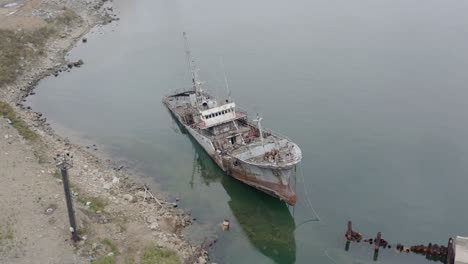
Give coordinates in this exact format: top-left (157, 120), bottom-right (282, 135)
top-left (0, 27), bottom-right (55, 87)
top-left (101, 239), bottom-right (119, 256)
top-left (141, 246), bottom-right (180, 264)
top-left (73, 185), bottom-right (107, 212)
top-left (71, 186), bottom-right (107, 212)
top-left (33, 149), bottom-right (48, 164)
top-left (0, 223), bottom-right (14, 254)
top-left (49, 9), bottom-right (80, 26)
top-left (0, 8), bottom-right (80, 88)
top-left (53, 170), bottom-right (62, 179)
top-left (77, 195), bottom-right (107, 212)
top-left (0, 224), bottom-right (14, 241)
top-left (0, 101), bottom-right (38, 141)
top-left (91, 256), bottom-right (115, 264)
top-left (123, 255), bottom-right (135, 264)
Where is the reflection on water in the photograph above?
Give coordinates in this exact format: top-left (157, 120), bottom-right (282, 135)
top-left (173, 113), bottom-right (296, 264)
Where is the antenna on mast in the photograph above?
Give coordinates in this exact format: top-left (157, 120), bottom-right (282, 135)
top-left (253, 114), bottom-right (264, 147)
top-left (183, 32), bottom-right (202, 93)
top-left (220, 57), bottom-right (231, 102)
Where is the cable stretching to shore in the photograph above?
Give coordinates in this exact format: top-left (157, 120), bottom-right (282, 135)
top-left (298, 164), bottom-right (321, 222)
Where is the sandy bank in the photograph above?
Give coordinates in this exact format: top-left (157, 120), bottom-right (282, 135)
top-left (0, 0), bottom-right (210, 263)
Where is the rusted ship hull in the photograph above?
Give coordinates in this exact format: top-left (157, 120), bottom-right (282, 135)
top-left (226, 164), bottom-right (297, 205)
top-left (164, 99), bottom-right (298, 205)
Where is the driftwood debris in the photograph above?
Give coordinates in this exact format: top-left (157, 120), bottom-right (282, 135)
top-left (142, 184), bottom-right (177, 207)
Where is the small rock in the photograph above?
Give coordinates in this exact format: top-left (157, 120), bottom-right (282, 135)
top-left (136, 191), bottom-right (146, 199)
top-left (5, 118), bottom-right (12, 124)
top-left (198, 256), bottom-right (207, 264)
top-left (112, 177), bottom-right (119, 185)
top-left (73, 59), bottom-right (84, 67)
top-left (149, 222), bottom-right (159, 231)
top-left (122, 194), bottom-right (134, 202)
top-left (107, 252), bottom-right (114, 257)
top-left (103, 183), bottom-right (112, 190)
top-left (92, 243), bottom-right (99, 250)
top-left (98, 215), bottom-right (108, 224)
top-left (96, 210), bottom-right (102, 214)
top-left (86, 201), bottom-right (91, 206)
top-left (146, 216), bottom-right (157, 223)
top-left (44, 204), bottom-right (57, 215)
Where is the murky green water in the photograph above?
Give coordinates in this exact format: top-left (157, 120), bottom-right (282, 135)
top-left (27, 0), bottom-right (468, 263)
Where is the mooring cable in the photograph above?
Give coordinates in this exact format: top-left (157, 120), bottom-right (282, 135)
top-left (324, 249), bottom-right (339, 264)
top-left (298, 164), bottom-right (321, 222)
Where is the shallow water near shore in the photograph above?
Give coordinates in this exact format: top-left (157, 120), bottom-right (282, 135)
top-left (27, 0), bottom-right (468, 263)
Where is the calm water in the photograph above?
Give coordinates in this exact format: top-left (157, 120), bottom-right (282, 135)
top-left (27, 0), bottom-right (468, 263)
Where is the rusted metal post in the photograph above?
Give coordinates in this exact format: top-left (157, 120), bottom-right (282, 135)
top-left (373, 249), bottom-right (379, 261)
top-left (55, 153), bottom-right (80, 242)
top-left (447, 238), bottom-right (454, 264)
top-left (345, 240), bottom-right (351, 251)
top-left (346, 220), bottom-right (353, 240)
top-left (375, 232), bottom-right (382, 252)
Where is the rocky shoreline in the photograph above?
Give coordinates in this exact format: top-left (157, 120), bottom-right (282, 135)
top-left (0, 0), bottom-right (209, 263)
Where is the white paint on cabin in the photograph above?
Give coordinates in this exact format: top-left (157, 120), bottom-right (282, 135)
top-left (199, 103), bottom-right (236, 127)
top-left (456, 236), bottom-right (468, 264)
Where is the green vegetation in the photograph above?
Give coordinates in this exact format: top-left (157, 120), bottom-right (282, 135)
top-left (0, 224), bottom-right (14, 241)
top-left (101, 239), bottom-right (119, 256)
top-left (53, 170), bottom-right (62, 179)
top-left (123, 255), bottom-right (135, 264)
top-left (141, 246), bottom-right (180, 264)
top-left (0, 9), bottom-right (80, 87)
top-left (91, 256), bottom-right (115, 264)
top-left (0, 223), bottom-right (14, 253)
top-left (77, 194), bottom-right (107, 212)
top-left (0, 27), bottom-right (55, 86)
top-left (91, 239), bottom-right (119, 264)
top-left (72, 185), bottom-right (107, 212)
top-left (0, 101), bottom-right (37, 141)
top-left (48, 9), bottom-right (80, 26)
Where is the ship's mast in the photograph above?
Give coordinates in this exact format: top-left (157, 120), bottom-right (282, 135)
top-left (183, 32), bottom-right (202, 93)
top-left (220, 57), bottom-right (231, 102)
top-left (254, 114), bottom-right (264, 147)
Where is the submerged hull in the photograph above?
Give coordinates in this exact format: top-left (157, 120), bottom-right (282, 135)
top-left (164, 100), bottom-right (298, 205)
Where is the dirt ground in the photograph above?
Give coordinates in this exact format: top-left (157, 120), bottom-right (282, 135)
top-left (0, 0), bottom-right (210, 263)
top-left (0, 0), bottom-right (47, 29)
top-left (0, 116), bottom-right (86, 264)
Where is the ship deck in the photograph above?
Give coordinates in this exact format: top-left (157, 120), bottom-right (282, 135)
top-left (229, 136), bottom-right (302, 167)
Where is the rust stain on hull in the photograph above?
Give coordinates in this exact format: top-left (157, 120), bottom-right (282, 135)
top-left (230, 170), bottom-right (297, 205)
top-left (216, 153), bottom-right (297, 205)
